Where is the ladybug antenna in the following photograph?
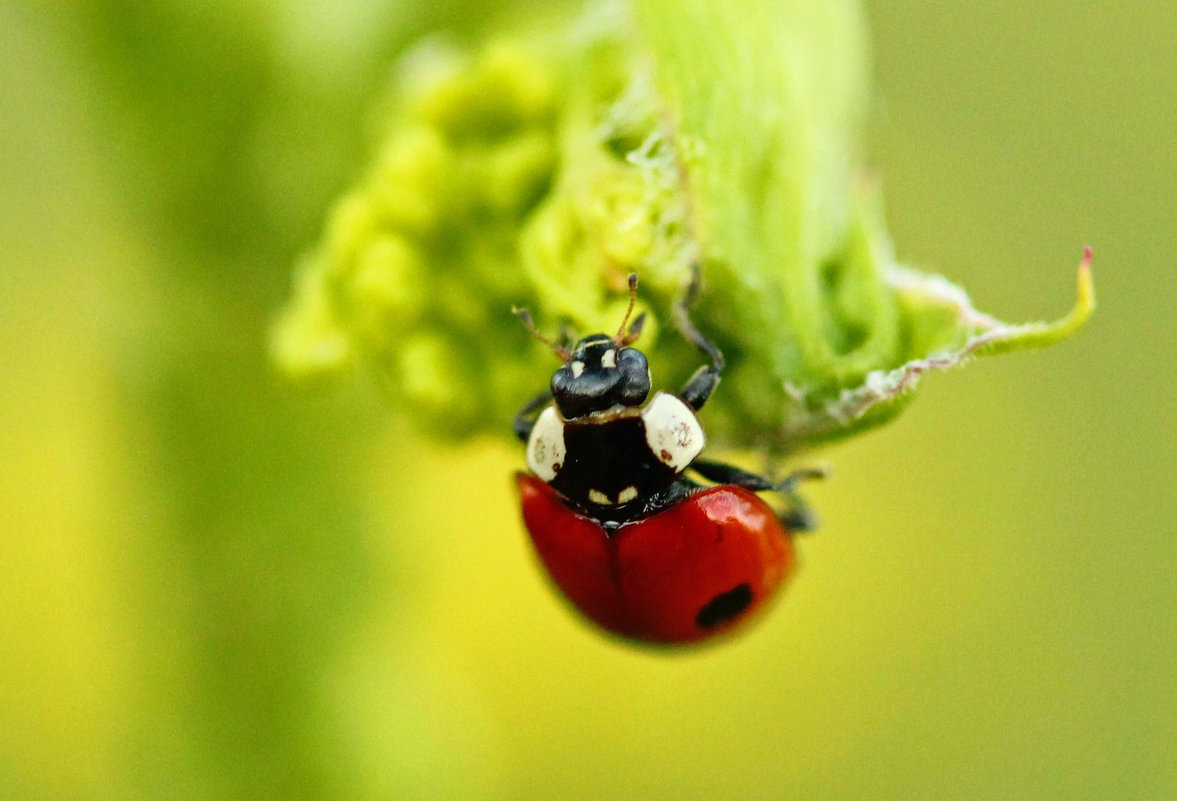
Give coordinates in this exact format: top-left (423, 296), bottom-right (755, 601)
top-left (615, 273), bottom-right (645, 346)
top-left (513, 306), bottom-right (572, 362)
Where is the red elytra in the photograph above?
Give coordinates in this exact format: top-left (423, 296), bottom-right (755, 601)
top-left (516, 472), bottom-right (796, 644)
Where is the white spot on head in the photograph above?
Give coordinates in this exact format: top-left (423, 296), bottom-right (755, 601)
top-left (588, 489), bottom-right (612, 505)
top-left (642, 392), bottom-right (705, 471)
top-left (571, 361), bottom-right (585, 378)
top-left (600, 349), bottom-right (617, 369)
top-left (526, 406), bottom-right (566, 482)
top-left (618, 486), bottom-right (638, 504)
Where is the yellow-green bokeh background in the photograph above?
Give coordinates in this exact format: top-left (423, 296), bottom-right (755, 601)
top-left (2, 2), bottom-right (1173, 799)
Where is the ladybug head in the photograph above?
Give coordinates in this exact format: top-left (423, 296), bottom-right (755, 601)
top-left (515, 273), bottom-right (651, 419)
top-left (550, 334), bottom-right (650, 418)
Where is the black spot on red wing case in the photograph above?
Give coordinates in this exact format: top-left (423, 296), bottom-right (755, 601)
top-left (695, 583), bottom-right (754, 629)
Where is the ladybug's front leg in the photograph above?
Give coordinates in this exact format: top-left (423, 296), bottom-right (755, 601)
top-left (513, 391), bottom-right (552, 443)
top-left (689, 458), bottom-right (825, 533)
top-left (674, 264), bottom-right (725, 411)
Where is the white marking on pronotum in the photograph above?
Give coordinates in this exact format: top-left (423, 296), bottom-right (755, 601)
top-left (526, 406), bottom-right (566, 482)
top-left (642, 392), bottom-right (704, 471)
top-left (618, 486), bottom-right (638, 504)
top-left (600, 349), bottom-right (617, 369)
top-left (588, 489), bottom-right (611, 505)
top-left (571, 361), bottom-right (585, 378)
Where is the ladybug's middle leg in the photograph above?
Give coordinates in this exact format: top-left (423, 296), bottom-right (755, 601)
top-left (689, 459), bottom-right (774, 491)
top-left (690, 459), bottom-right (825, 533)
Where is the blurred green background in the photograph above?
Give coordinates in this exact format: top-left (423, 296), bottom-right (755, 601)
top-left (2, 1), bottom-right (1173, 799)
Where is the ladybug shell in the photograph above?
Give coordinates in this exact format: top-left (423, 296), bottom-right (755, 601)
top-left (517, 473), bottom-right (796, 644)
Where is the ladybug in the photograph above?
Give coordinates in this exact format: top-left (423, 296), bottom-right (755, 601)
top-left (513, 273), bottom-right (820, 645)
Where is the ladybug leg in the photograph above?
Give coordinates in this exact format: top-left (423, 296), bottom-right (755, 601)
top-left (774, 468), bottom-right (827, 533)
top-left (689, 458), bottom-right (774, 491)
top-left (513, 390), bottom-right (552, 443)
top-left (674, 264), bottom-right (725, 411)
top-left (690, 459), bottom-right (826, 533)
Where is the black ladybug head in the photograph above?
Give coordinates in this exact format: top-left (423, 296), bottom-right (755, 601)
top-left (550, 335), bottom-right (651, 419)
top-left (515, 273), bottom-right (651, 419)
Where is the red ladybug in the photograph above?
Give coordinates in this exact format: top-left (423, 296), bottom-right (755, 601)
top-left (512, 274), bottom-right (819, 645)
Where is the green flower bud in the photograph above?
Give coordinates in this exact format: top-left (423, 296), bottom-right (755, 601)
top-left (348, 234), bottom-right (426, 347)
top-left (366, 126), bottom-right (449, 237)
top-left (270, 255), bottom-right (354, 384)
